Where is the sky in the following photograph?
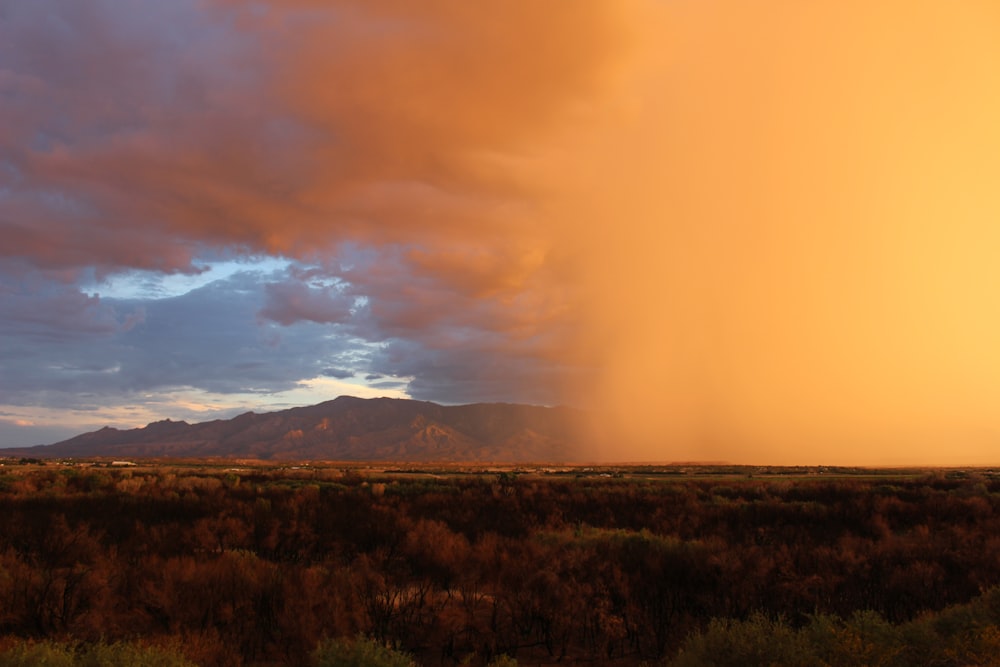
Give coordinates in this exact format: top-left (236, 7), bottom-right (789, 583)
top-left (3, 1), bottom-right (1000, 465)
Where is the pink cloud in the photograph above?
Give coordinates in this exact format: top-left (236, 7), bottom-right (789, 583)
top-left (0, 0), bottom-right (643, 413)
top-left (2, 0), bottom-right (633, 268)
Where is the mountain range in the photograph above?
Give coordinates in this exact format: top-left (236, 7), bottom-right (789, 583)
top-left (6, 396), bottom-right (582, 462)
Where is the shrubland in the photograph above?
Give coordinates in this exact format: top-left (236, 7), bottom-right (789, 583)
top-left (1, 462), bottom-right (999, 665)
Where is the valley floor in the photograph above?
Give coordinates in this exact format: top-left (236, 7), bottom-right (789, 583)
top-left (1, 460), bottom-right (999, 665)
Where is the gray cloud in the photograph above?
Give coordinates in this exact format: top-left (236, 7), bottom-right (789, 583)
top-left (321, 368), bottom-right (356, 380)
top-left (0, 270), bottom-right (372, 408)
top-left (0, 276), bottom-right (144, 343)
top-left (258, 279), bottom-right (356, 326)
top-left (368, 338), bottom-right (567, 406)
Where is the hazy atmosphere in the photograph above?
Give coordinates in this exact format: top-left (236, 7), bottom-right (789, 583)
top-left (3, 1), bottom-right (1000, 465)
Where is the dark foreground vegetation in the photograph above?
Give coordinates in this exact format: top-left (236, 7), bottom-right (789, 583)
top-left (2, 461), bottom-right (1000, 665)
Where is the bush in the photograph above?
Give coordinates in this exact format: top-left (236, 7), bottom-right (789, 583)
top-left (0, 640), bottom-right (195, 667)
top-left (0, 641), bottom-right (75, 667)
top-left (669, 613), bottom-right (816, 667)
top-left (313, 636), bottom-right (415, 667)
top-left (668, 605), bottom-right (1000, 667)
top-left (803, 610), bottom-right (902, 667)
top-left (486, 657), bottom-right (518, 667)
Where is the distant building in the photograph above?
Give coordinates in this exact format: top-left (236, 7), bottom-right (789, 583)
top-left (110, 461), bottom-right (137, 467)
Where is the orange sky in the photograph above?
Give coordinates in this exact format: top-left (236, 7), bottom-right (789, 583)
top-left (553, 1), bottom-right (1000, 464)
top-left (4, 1), bottom-right (1000, 464)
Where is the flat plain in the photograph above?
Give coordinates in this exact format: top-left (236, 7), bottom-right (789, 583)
top-left (2, 459), bottom-right (1000, 666)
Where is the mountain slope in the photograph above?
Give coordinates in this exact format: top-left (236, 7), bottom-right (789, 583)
top-left (9, 396), bottom-right (582, 462)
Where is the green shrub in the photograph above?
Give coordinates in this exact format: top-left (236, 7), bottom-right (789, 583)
top-left (802, 610), bottom-right (901, 667)
top-left (486, 656), bottom-right (518, 667)
top-left (313, 636), bottom-right (415, 667)
top-left (0, 641), bottom-right (75, 667)
top-left (0, 640), bottom-right (194, 667)
top-left (76, 641), bottom-right (196, 667)
top-left (669, 613), bottom-right (816, 667)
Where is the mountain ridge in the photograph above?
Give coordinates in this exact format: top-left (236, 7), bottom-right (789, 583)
top-left (6, 396), bottom-right (583, 462)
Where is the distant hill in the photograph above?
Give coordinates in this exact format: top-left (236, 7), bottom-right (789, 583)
top-left (7, 396), bottom-right (583, 462)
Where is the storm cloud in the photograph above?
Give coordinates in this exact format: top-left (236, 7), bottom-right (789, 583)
top-left (0, 0), bottom-right (636, 445)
